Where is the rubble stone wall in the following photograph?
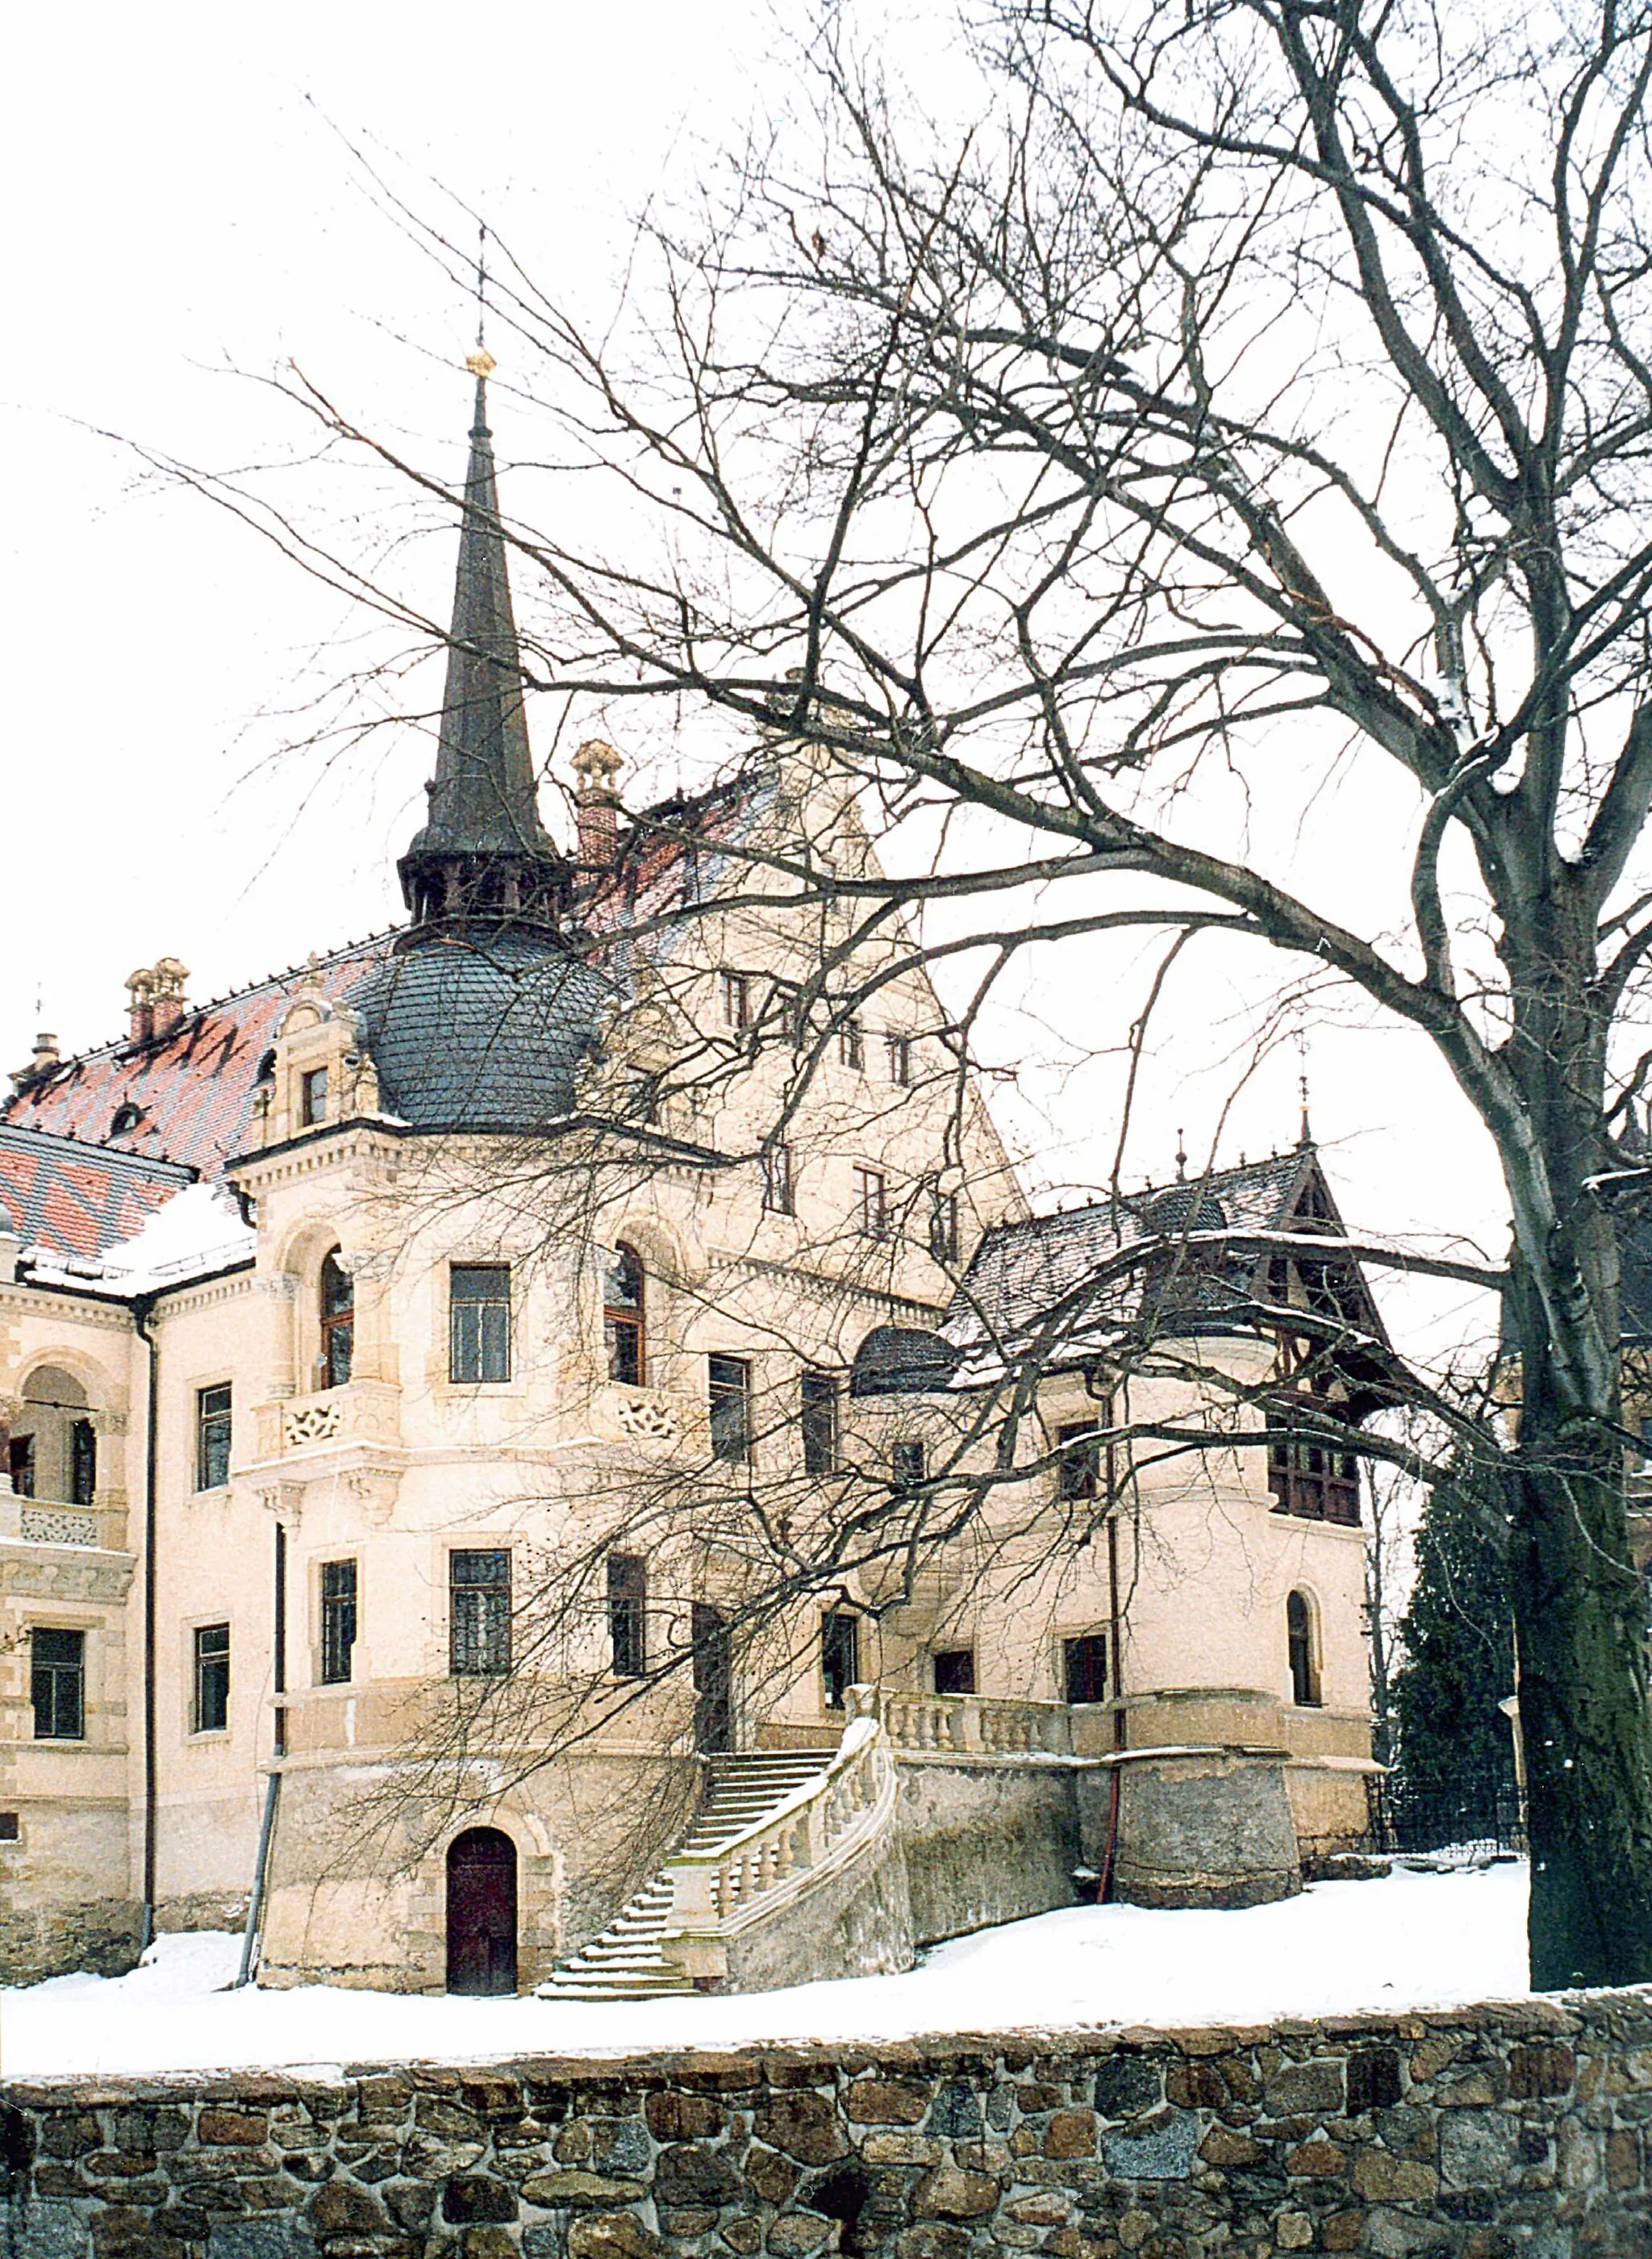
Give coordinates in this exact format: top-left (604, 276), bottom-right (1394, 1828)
top-left (6, 1992), bottom-right (1652, 2258)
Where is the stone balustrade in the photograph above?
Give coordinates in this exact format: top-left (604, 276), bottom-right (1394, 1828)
top-left (0, 1497), bottom-right (100, 1548)
top-left (253, 1380), bottom-right (403, 1460)
top-left (875, 1685), bottom-right (1075, 1758)
top-left (661, 1710), bottom-right (895, 1982)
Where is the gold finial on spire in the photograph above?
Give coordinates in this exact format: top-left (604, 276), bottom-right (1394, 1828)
top-left (465, 223), bottom-right (495, 379)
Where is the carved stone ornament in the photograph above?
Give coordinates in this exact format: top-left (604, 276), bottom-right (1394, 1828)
top-left (19, 1506), bottom-right (98, 1548)
top-left (252, 1481), bottom-right (304, 1522)
top-left (615, 1396), bottom-right (678, 1443)
top-left (284, 1401), bottom-right (342, 1447)
top-left (344, 1469), bottom-right (401, 1526)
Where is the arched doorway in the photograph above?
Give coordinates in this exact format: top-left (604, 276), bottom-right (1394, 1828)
top-left (445, 1827), bottom-right (518, 1995)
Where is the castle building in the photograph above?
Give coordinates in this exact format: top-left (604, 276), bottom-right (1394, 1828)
top-left (0, 372), bottom-right (1383, 1997)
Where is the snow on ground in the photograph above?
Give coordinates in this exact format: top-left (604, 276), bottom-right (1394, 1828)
top-left (0, 1862), bottom-right (1532, 2082)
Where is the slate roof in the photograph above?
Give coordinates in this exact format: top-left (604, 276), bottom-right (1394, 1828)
top-left (939, 1147), bottom-right (1352, 1382)
top-left (0, 1125), bottom-right (194, 1263)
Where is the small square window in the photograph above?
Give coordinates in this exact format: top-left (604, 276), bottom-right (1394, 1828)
top-left (0, 1813), bottom-right (19, 1843)
top-left (300, 1067), bottom-right (328, 1126)
top-left (933, 1647), bottom-right (975, 1695)
top-left (892, 1438), bottom-right (926, 1490)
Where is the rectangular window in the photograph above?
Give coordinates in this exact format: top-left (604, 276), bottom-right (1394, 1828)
top-left (69, 1419), bottom-right (98, 1505)
top-left (933, 1647), bottom-right (975, 1695)
top-left (837, 1017), bottom-right (865, 1071)
top-left (762, 1142), bottom-right (795, 1215)
top-left (800, 1369), bottom-right (839, 1476)
top-left (319, 1560), bottom-right (357, 1686)
top-left (603, 1246), bottom-right (646, 1386)
top-left (195, 1384), bottom-right (232, 1492)
top-left (928, 1190), bottom-right (960, 1264)
top-left (1058, 1422), bottom-right (1102, 1503)
top-left (450, 1263), bottom-right (511, 1384)
top-left (450, 1549), bottom-right (512, 1676)
top-left (1267, 1421), bottom-right (1361, 1525)
top-left (767, 979), bottom-right (803, 1045)
top-left (886, 1034), bottom-right (913, 1086)
top-left (193, 1622), bottom-right (230, 1733)
top-left (607, 1551), bottom-right (647, 1677)
top-left (300, 1066), bottom-right (328, 1126)
top-left (31, 1628), bottom-right (85, 1740)
top-left (856, 1166), bottom-right (889, 1239)
top-left (8, 1434), bottom-right (35, 1499)
top-left (821, 1610), bottom-right (860, 1711)
top-left (709, 1354), bottom-right (753, 1465)
top-left (892, 1438), bottom-right (927, 1490)
top-left (1063, 1633), bottom-right (1109, 1705)
top-left (720, 971), bottom-right (752, 1029)
top-left (0, 1814), bottom-right (19, 1843)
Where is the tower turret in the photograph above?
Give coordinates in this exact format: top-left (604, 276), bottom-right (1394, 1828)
top-left (397, 357), bottom-right (570, 942)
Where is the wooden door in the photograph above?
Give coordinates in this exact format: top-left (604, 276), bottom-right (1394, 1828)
top-left (445, 1827), bottom-right (518, 1995)
top-left (692, 1603), bottom-right (733, 1754)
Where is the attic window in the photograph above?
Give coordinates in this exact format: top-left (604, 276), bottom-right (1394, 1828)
top-left (256, 1049), bottom-right (277, 1083)
top-left (110, 1103), bottom-right (143, 1137)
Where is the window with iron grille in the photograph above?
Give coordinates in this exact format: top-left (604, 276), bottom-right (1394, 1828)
top-left (836, 1017), bottom-right (865, 1071)
top-left (603, 1245), bottom-right (646, 1385)
top-left (301, 1067), bottom-right (328, 1126)
top-left (1058, 1422), bottom-right (1103, 1502)
top-left (856, 1166), bottom-right (889, 1239)
top-left (928, 1189), bottom-right (960, 1263)
top-left (319, 1251), bottom-right (354, 1389)
top-left (886, 1033), bottom-right (913, 1086)
top-left (31, 1628), bottom-right (85, 1740)
top-left (450, 1550), bottom-right (512, 1676)
top-left (891, 1438), bottom-right (927, 1490)
top-left (821, 1610), bottom-right (860, 1710)
top-left (709, 1354), bottom-right (753, 1464)
top-left (800, 1369), bottom-right (839, 1475)
top-left (450, 1263), bottom-right (511, 1384)
top-left (607, 1552), bottom-right (647, 1677)
top-left (933, 1647), bottom-right (975, 1695)
top-left (1063, 1633), bottom-right (1109, 1705)
top-left (193, 1622), bottom-right (230, 1733)
top-left (762, 1142), bottom-right (795, 1215)
top-left (68, 1419), bottom-right (97, 1505)
top-left (195, 1384), bottom-right (232, 1493)
top-left (319, 1560), bottom-right (357, 1686)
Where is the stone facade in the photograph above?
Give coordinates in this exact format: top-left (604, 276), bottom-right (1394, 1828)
top-left (4, 1995), bottom-right (1652, 2256)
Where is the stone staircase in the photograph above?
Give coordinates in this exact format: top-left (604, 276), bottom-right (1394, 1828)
top-left (537, 1748), bottom-right (837, 2001)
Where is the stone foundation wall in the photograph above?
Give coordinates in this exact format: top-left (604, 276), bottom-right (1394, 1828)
top-left (895, 1760), bottom-right (1079, 1944)
top-left (6, 1993), bottom-right (1652, 2257)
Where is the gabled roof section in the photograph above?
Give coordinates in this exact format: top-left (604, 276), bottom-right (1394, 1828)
top-left (941, 1146), bottom-right (1384, 1381)
top-left (0, 1124), bottom-right (194, 1263)
top-left (2, 941), bottom-right (391, 1176)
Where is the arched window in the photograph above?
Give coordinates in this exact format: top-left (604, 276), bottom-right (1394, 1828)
top-left (1287, 1589), bottom-right (1321, 1708)
top-left (604, 1244), bottom-right (645, 1385)
top-left (319, 1249), bottom-right (354, 1389)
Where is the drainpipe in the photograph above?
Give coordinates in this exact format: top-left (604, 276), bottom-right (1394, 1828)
top-left (236, 1519), bottom-right (287, 1988)
top-left (1087, 1371), bottom-right (1129, 1902)
top-left (132, 1292), bottom-right (160, 1951)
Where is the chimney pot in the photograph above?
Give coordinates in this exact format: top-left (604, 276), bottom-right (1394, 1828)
top-left (571, 739), bottom-right (624, 871)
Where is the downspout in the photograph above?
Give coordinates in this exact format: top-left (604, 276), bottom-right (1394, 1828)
top-left (235, 1519), bottom-right (286, 1988)
top-left (1087, 1371), bottom-right (1129, 1903)
top-left (132, 1292), bottom-right (160, 1951)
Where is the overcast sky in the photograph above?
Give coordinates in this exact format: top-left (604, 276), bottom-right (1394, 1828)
top-left (1, 0), bottom-right (1508, 1372)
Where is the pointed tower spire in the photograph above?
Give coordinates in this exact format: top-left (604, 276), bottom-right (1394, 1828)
top-left (397, 357), bottom-right (569, 942)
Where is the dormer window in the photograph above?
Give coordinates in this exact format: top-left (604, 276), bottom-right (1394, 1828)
top-left (110, 1103), bottom-right (143, 1138)
top-left (301, 1067), bottom-right (329, 1127)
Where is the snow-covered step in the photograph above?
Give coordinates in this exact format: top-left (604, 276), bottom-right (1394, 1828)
top-left (536, 1748), bottom-right (838, 2002)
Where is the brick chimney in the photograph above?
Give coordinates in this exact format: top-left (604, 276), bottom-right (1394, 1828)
top-left (126, 968), bottom-right (156, 1045)
top-left (571, 739), bottom-right (624, 872)
top-left (149, 958), bottom-right (190, 1038)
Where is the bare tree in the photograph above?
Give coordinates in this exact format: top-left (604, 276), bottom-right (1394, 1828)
top-left (156, 0), bottom-right (1652, 1985)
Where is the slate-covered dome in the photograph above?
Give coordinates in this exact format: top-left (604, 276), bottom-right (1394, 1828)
top-left (850, 1325), bottom-right (960, 1397)
top-left (1142, 1185), bottom-right (1229, 1235)
top-left (350, 932), bottom-right (612, 1132)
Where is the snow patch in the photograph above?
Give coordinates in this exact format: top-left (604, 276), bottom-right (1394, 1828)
top-left (0, 1861), bottom-right (1534, 2081)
